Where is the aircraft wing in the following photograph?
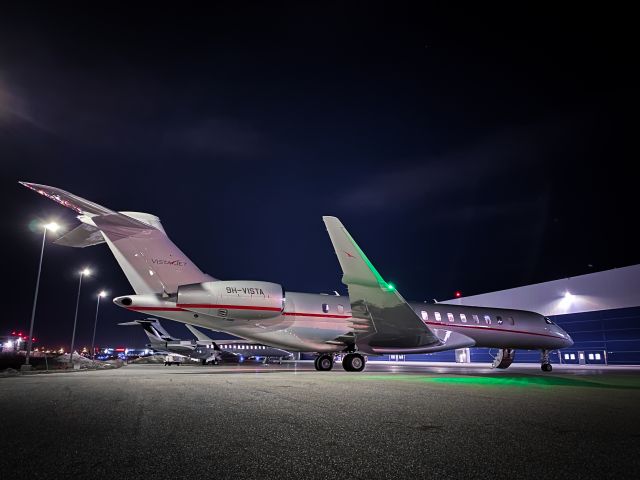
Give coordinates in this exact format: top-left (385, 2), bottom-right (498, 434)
top-left (323, 216), bottom-right (441, 350)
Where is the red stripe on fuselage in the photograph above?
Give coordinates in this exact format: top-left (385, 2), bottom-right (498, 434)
top-left (123, 306), bottom-right (555, 340)
top-left (283, 312), bottom-right (352, 319)
top-left (423, 321), bottom-right (558, 339)
top-left (126, 306), bottom-right (186, 312)
top-left (125, 305), bottom-right (350, 318)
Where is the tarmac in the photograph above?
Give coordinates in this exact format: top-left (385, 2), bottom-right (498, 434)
top-left (2, 361), bottom-right (640, 479)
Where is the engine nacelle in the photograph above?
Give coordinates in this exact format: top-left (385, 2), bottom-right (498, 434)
top-left (177, 280), bottom-right (284, 320)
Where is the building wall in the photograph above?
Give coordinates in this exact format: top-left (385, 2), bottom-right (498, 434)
top-left (441, 264), bottom-right (640, 317)
top-left (551, 305), bottom-right (640, 365)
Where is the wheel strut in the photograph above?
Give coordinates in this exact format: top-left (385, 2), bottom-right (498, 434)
top-left (541, 350), bottom-right (553, 372)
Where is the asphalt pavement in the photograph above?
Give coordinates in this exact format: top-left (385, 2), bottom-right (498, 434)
top-left (1, 362), bottom-right (639, 479)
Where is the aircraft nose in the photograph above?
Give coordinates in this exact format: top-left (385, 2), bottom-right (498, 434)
top-left (564, 332), bottom-right (574, 348)
top-left (554, 325), bottom-right (573, 347)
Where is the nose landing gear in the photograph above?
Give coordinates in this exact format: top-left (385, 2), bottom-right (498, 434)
top-left (541, 350), bottom-right (552, 372)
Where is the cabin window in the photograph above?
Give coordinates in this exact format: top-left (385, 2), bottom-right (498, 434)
top-left (337, 304), bottom-right (344, 314)
top-left (447, 313), bottom-right (454, 322)
top-left (472, 314), bottom-right (480, 324)
top-left (460, 314), bottom-right (467, 323)
top-left (322, 303), bottom-right (330, 313)
top-left (496, 316), bottom-right (503, 325)
top-left (484, 315), bottom-right (491, 325)
top-left (434, 312), bottom-right (442, 321)
top-left (421, 311), bottom-right (428, 321)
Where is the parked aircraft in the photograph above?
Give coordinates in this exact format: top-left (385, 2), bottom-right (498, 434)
top-left (119, 318), bottom-right (292, 364)
top-left (21, 182), bottom-right (573, 372)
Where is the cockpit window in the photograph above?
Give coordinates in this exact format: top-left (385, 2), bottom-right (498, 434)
top-left (544, 317), bottom-right (555, 325)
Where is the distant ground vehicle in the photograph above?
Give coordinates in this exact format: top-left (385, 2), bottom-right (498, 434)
top-left (164, 354), bottom-right (183, 366)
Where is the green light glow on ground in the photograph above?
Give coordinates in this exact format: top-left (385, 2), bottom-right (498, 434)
top-left (347, 374), bottom-right (640, 389)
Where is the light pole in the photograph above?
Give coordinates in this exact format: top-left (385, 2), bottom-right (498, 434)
top-left (69, 268), bottom-right (91, 367)
top-left (24, 222), bottom-right (60, 369)
top-left (91, 290), bottom-right (107, 361)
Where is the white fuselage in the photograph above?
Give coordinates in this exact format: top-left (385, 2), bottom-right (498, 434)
top-left (114, 291), bottom-right (573, 353)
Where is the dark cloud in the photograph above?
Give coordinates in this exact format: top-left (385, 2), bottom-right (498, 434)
top-left (337, 119), bottom-right (576, 213)
top-left (168, 118), bottom-right (266, 157)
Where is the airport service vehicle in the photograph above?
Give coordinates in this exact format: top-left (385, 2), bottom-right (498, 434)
top-left (21, 182), bottom-right (573, 372)
top-left (120, 318), bottom-right (292, 364)
top-left (163, 354), bottom-right (183, 366)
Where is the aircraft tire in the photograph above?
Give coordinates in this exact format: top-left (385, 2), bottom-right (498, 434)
top-left (342, 353), bottom-right (365, 372)
top-left (541, 363), bottom-right (552, 372)
top-left (315, 354), bottom-right (333, 371)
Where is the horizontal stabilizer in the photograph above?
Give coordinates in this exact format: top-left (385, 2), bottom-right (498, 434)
top-left (20, 181), bottom-right (116, 216)
top-left (54, 223), bottom-right (105, 248)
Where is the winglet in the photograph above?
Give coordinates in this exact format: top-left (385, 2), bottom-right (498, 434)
top-left (322, 216), bottom-right (394, 291)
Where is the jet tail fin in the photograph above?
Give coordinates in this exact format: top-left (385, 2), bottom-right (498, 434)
top-left (20, 182), bottom-right (215, 294)
top-left (185, 324), bottom-right (213, 342)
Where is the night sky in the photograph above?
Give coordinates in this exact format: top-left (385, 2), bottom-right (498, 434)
top-left (1, 3), bottom-right (637, 349)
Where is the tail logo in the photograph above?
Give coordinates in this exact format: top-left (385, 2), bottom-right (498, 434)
top-left (151, 258), bottom-right (187, 267)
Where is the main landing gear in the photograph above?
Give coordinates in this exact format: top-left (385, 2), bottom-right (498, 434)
top-left (541, 349), bottom-right (552, 372)
top-left (492, 348), bottom-right (515, 369)
top-left (314, 354), bottom-right (334, 371)
top-left (314, 353), bottom-right (367, 372)
top-left (342, 353), bottom-right (366, 372)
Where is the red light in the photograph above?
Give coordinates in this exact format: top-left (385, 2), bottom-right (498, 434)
top-left (455, 291), bottom-right (462, 298)
top-left (11, 331), bottom-right (16, 335)
top-left (115, 348), bottom-right (125, 352)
